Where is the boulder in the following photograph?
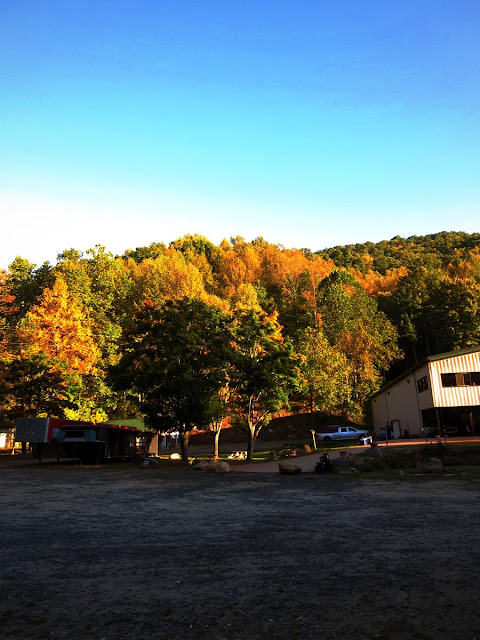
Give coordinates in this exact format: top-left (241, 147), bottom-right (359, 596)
top-left (142, 457), bottom-right (160, 466)
top-left (416, 457), bottom-right (443, 474)
top-left (366, 446), bottom-right (386, 457)
top-left (205, 461), bottom-right (231, 473)
top-left (278, 461), bottom-right (301, 475)
top-left (192, 460), bottom-right (210, 470)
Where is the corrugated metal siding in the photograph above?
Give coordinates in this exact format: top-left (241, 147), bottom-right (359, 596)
top-left (430, 352), bottom-right (480, 407)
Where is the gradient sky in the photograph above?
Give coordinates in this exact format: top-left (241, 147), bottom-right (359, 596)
top-left (1, 0), bottom-right (479, 268)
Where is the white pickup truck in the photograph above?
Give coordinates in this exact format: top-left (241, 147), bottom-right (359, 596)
top-left (316, 425), bottom-right (371, 443)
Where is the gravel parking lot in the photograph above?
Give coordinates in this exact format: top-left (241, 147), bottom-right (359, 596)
top-left (1, 459), bottom-right (479, 640)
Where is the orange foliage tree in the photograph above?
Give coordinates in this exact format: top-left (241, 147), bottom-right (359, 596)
top-left (22, 276), bottom-right (100, 376)
top-left (214, 237), bottom-right (261, 306)
top-left (351, 266), bottom-right (408, 296)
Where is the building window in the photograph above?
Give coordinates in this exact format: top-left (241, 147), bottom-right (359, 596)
top-left (441, 373), bottom-right (457, 387)
top-left (417, 376), bottom-right (428, 393)
top-left (462, 372), bottom-right (480, 386)
top-left (441, 372), bottom-right (480, 387)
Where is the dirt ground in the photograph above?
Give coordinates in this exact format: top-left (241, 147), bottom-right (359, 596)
top-left (1, 457), bottom-right (479, 640)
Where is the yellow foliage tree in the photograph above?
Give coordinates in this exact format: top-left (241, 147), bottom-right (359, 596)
top-left (128, 250), bottom-right (209, 306)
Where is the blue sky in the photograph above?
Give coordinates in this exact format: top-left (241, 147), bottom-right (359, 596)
top-left (1, 0), bottom-right (479, 268)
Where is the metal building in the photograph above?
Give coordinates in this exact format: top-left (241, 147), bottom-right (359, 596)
top-left (371, 346), bottom-right (480, 438)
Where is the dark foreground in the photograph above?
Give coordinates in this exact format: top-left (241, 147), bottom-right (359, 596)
top-left (1, 462), bottom-right (479, 640)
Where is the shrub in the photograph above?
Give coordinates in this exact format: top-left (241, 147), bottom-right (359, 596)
top-left (356, 457), bottom-right (388, 472)
top-left (387, 450), bottom-right (417, 469)
top-left (418, 442), bottom-right (448, 460)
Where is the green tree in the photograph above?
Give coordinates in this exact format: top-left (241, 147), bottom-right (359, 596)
top-left (54, 246), bottom-right (135, 418)
top-left (6, 257), bottom-right (53, 322)
top-left (424, 278), bottom-right (480, 353)
top-left (297, 327), bottom-right (351, 419)
top-left (378, 265), bottom-right (439, 364)
top-left (208, 381), bottom-right (232, 460)
top-left (0, 353), bottom-right (72, 419)
top-left (111, 298), bottom-right (233, 461)
top-left (318, 269), bottom-right (401, 418)
top-left (230, 308), bottom-right (299, 462)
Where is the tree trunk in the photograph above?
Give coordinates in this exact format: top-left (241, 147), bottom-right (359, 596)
top-left (214, 428), bottom-right (221, 460)
top-left (246, 395), bottom-right (255, 462)
top-left (179, 429), bottom-right (190, 462)
top-left (246, 426), bottom-right (255, 463)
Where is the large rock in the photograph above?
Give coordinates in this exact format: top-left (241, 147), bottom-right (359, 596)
top-left (366, 447), bottom-right (386, 457)
top-left (416, 457), bottom-right (443, 474)
top-left (205, 461), bottom-right (231, 473)
top-left (142, 457), bottom-right (160, 466)
top-left (192, 460), bottom-right (210, 470)
top-left (278, 461), bottom-right (301, 475)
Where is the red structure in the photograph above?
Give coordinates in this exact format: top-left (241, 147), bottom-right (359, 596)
top-left (15, 417), bottom-right (148, 463)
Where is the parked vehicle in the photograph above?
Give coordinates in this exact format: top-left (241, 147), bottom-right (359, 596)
top-left (315, 425), bottom-right (371, 442)
top-left (420, 426), bottom-right (438, 437)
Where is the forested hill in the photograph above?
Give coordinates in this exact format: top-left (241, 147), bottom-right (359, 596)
top-left (317, 231), bottom-right (480, 274)
top-left (1, 230), bottom-right (479, 430)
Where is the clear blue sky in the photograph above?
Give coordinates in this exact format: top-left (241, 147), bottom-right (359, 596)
top-left (1, 0), bottom-right (479, 268)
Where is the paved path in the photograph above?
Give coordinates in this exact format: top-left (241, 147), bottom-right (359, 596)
top-left (233, 447), bottom-right (349, 473)
top-left (232, 437), bottom-right (480, 473)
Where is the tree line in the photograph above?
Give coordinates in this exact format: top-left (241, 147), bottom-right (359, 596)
top-left (1, 232), bottom-right (479, 459)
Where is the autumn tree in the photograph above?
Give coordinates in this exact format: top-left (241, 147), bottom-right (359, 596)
top-left (213, 237), bottom-right (261, 306)
top-left (126, 249), bottom-right (215, 308)
top-left (0, 270), bottom-right (17, 354)
top-left (13, 276), bottom-right (104, 421)
top-left (169, 234), bottom-right (218, 292)
top-left (22, 276), bottom-right (100, 375)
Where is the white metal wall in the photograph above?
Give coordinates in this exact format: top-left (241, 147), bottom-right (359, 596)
top-left (429, 352), bottom-right (480, 407)
top-left (371, 370), bottom-right (427, 436)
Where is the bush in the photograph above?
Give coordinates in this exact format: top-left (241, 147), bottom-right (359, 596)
top-left (355, 449), bottom-right (417, 472)
top-left (387, 450), bottom-right (417, 469)
top-left (442, 454), bottom-right (480, 466)
top-left (355, 457), bottom-right (388, 472)
top-left (418, 442), bottom-right (448, 460)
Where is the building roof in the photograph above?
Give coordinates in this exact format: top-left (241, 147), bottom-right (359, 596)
top-left (103, 418), bottom-right (148, 431)
top-left (423, 345), bottom-right (480, 363)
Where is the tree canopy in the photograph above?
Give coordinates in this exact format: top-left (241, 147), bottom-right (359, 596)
top-left (1, 230), bottom-right (478, 440)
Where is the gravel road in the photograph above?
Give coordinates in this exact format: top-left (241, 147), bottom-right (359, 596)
top-left (1, 460), bottom-right (479, 640)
